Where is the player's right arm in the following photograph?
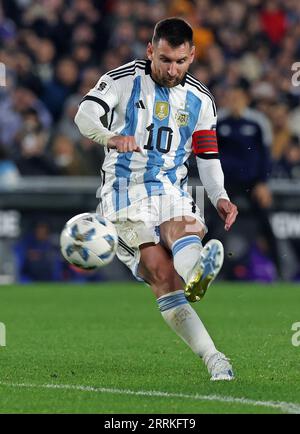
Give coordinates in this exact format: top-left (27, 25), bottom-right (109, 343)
top-left (74, 74), bottom-right (140, 152)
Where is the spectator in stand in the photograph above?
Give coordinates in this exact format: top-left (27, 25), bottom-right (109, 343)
top-left (14, 109), bottom-right (59, 175)
top-left (57, 67), bottom-right (102, 143)
top-left (168, 0), bottom-right (215, 60)
top-left (51, 134), bottom-right (90, 176)
top-left (273, 136), bottom-right (300, 180)
top-left (107, 19), bottom-right (136, 63)
top-left (15, 221), bottom-right (61, 282)
top-left (33, 38), bottom-right (56, 84)
top-left (56, 94), bottom-right (83, 144)
top-left (0, 86), bottom-right (52, 150)
top-left (72, 43), bottom-right (95, 74)
top-left (132, 21), bottom-right (153, 59)
top-left (269, 103), bottom-right (293, 161)
top-left (41, 57), bottom-right (79, 121)
top-left (217, 83), bottom-right (281, 279)
top-left (260, 0), bottom-right (287, 47)
top-left (14, 50), bottom-right (43, 97)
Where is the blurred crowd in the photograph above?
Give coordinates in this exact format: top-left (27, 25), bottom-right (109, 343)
top-left (1, 0), bottom-right (300, 282)
top-left (0, 0), bottom-right (300, 181)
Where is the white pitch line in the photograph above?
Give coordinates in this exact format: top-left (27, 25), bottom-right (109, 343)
top-left (0, 381), bottom-right (299, 414)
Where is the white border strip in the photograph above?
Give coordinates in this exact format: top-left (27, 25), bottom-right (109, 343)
top-left (0, 382), bottom-right (299, 414)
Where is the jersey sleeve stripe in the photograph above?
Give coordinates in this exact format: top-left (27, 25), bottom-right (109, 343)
top-left (195, 140), bottom-right (217, 148)
top-left (195, 138), bottom-right (217, 142)
top-left (108, 64), bottom-right (141, 77)
top-left (110, 68), bottom-right (145, 81)
top-left (194, 131), bottom-right (216, 136)
top-left (196, 153), bottom-right (219, 160)
top-left (80, 95), bottom-right (110, 113)
top-left (193, 130), bottom-right (217, 138)
top-left (108, 108), bottom-right (115, 130)
top-left (194, 145), bottom-right (218, 152)
top-left (107, 61), bottom-right (146, 78)
top-left (107, 60), bottom-right (146, 74)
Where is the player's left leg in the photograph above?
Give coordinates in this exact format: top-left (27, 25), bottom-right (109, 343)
top-left (137, 243), bottom-right (233, 380)
top-left (158, 218), bottom-right (233, 381)
top-left (160, 216), bottom-right (224, 303)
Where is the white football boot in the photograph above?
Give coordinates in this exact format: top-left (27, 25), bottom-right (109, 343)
top-left (206, 352), bottom-right (235, 381)
top-left (185, 239), bottom-right (224, 302)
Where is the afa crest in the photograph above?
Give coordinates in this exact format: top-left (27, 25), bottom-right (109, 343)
top-left (175, 109), bottom-right (189, 127)
top-left (154, 101), bottom-right (169, 121)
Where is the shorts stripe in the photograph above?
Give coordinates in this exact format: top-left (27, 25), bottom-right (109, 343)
top-left (118, 237), bottom-right (135, 256)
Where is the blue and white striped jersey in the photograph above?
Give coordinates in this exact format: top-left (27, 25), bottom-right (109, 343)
top-left (79, 59), bottom-right (218, 212)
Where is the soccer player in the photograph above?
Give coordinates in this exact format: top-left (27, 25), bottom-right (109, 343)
top-left (75, 18), bottom-right (238, 381)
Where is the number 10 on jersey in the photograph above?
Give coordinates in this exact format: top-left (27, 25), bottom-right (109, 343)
top-left (144, 124), bottom-right (173, 154)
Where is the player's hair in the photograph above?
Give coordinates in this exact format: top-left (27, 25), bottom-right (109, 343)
top-left (152, 18), bottom-right (193, 47)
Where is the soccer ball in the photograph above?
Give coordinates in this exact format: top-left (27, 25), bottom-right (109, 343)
top-left (60, 213), bottom-right (118, 270)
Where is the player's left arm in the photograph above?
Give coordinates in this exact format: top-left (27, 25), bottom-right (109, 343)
top-left (192, 97), bottom-right (238, 231)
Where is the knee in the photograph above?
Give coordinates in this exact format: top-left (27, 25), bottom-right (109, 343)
top-left (162, 219), bottom-right (206, 248)
top-left (141, 258), bottom-right (175, 287)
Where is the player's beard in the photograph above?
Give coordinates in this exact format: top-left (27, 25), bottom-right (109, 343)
top-left (157, 75), bottom-right (182, 87)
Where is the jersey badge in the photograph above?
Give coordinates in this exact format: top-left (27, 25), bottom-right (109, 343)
top-left (175, 109), bottom-right (189, 127)
top-left (154, 101), bottom-right (169, 121)
top-left (97, 81), bottom-right (110, 94)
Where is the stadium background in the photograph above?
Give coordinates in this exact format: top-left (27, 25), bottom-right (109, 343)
top-left (1, 0), bottom-right (300, 284)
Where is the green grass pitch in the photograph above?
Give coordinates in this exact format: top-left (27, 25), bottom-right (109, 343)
top-left (0, 282), bottom-right (300, 414)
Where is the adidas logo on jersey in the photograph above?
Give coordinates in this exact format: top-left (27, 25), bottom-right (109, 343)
top-left (135, 100), bottom-right (146, 109)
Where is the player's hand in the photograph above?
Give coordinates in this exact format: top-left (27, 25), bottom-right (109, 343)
top-left (107, 135), bottom-right (141, 153)
top-left (216, 198), bottom-right (238, 231)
